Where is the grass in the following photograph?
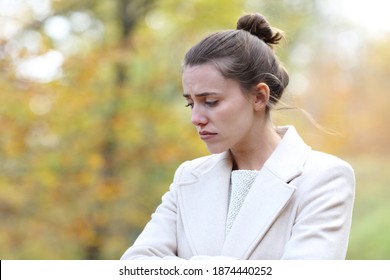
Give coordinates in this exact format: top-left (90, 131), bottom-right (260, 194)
top-left (346, 155), bottom-right (390, 259)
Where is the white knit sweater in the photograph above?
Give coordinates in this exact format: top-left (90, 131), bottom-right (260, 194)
top-left (226, 170), bottom-right (259, 235)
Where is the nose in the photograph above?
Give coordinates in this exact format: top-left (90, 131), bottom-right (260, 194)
top-left (191, 105), bottom-right (208, 127)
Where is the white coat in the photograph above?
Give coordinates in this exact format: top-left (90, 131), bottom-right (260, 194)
top-left (121, 126), bottom-right (355, 260)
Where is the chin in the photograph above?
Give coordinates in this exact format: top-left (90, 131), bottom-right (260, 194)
top-left (205, 144), bottom-right (229, 154)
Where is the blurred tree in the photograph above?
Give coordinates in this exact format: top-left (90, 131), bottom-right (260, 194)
top-left (0, 0), bottom-right (166, 259)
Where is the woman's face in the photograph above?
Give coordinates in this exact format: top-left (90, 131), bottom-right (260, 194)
top-left (182, 63), bottom-right (261, 154)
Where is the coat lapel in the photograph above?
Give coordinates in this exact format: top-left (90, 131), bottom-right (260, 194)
top-left (177, 152), bottom-right (232, 256)
top-left (221, 169), bottom-right (296, 258)
top-left (222, 126), bottom-right (311, 259)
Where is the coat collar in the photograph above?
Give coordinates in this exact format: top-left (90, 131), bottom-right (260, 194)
top-left (177, 126), bottom-right (311, 258)
top-left (264, 126), bottom-right (311, 182)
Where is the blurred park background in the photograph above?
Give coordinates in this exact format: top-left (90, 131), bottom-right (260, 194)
top-left (0, 0), bottom-right (389, 259)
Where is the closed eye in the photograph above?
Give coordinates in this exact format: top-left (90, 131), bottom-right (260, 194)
top-left (182, 92), bottom-right (220, 109)
top-left (185, 103), bottom-right (194, 109)
top-left (205, 100), bottom-right (218, 107)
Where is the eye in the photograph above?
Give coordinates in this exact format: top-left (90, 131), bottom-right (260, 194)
top-left (205, 100), bottom-right (218, 107)
top-left (185, 103), bottom-right (194, 109)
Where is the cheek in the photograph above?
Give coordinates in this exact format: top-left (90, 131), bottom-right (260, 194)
top-left (215, 102), bottom-right (253, 129)
top-left (229, 97), bottom-right (253, 118)
top-left (212, 106), bottom-right (236, 125)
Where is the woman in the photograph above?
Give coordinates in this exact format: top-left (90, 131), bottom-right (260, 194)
top-left (121, 13), bottom-right (355, 260)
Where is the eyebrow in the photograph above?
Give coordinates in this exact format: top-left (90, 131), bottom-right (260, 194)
top-left (182, 92), bottom-right (219, 98)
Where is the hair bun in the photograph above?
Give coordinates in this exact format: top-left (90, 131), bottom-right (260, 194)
top-left (236, 13), bottom-right (283, 47)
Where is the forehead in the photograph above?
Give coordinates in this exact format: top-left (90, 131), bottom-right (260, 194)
top-left (182, 64), bottom-right (228, 94)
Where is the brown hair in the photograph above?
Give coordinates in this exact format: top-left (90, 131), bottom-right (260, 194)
top-left (183, 13), bottom-right (289, 112)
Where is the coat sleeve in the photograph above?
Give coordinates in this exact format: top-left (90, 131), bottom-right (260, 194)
top-left (120, 162), bottom-right (187, 260)
top-left (281, 155), bottom-right (355, 259)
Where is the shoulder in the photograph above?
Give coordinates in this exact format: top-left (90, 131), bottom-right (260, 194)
top-left (305, 151), bottom-right (354, 179)
top-left (295, 150), bottom-right (355, 196)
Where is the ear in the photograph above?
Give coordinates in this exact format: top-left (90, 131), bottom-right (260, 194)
top-left (253, 83), bottom-right (270, 111)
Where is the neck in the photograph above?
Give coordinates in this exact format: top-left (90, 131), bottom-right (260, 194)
top-left (230, 120), bottom-right (281, 170)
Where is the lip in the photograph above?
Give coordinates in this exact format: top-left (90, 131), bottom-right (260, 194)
top-left (199, 131), bottom-right (218, 141)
